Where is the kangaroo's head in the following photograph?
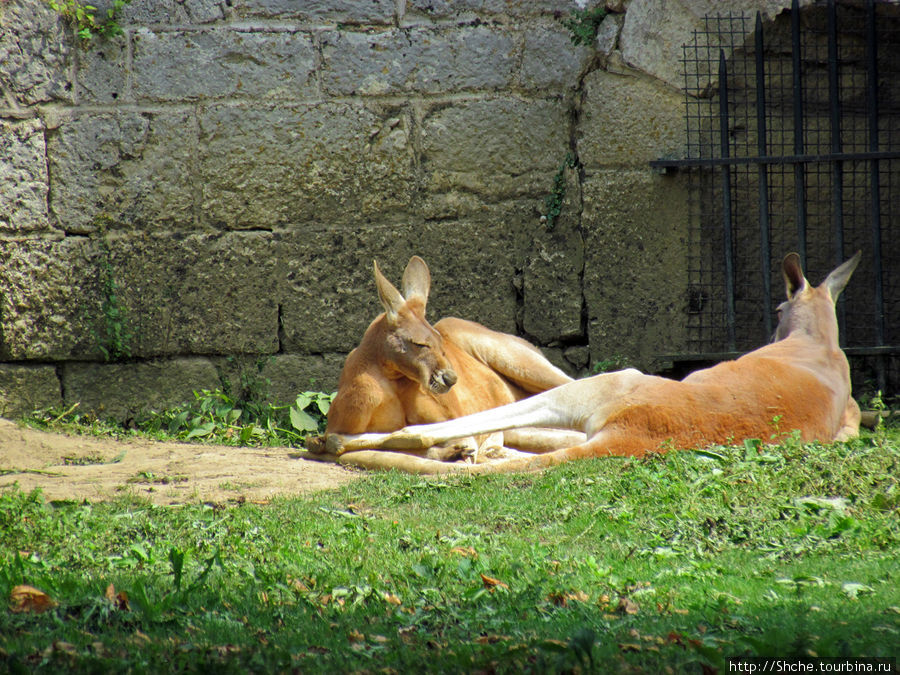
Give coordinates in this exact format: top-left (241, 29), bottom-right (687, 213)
top-left (373, 256), bottom-right (458, 394)
top-left (773, 251), bottom-right (861, 344)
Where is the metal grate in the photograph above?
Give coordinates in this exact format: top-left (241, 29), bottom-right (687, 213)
top-left (653, 0), bottom-right (900, 394)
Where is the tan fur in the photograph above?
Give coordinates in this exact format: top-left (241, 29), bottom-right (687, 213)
top-left (328, 252), bottom-right (862, 474)
top-left (307, 256), bottom-right (575, 459)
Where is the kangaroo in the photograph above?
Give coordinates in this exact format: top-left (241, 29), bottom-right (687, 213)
top-left (329, 252), bottom-right (862, 474)
top-left (306, 256), bottom-right (581, 463)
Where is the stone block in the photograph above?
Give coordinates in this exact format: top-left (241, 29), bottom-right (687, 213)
top-left (47, 110), bottom-right (196, 233)
top-left (582, 169), bottom-right (691, 372)
top-left (619, 0), bottom-right (799, 91)
top-left (404, 0), bottom-right (579, 21)
top-left (120, 0), bottom-right (226, 24)
top-left (577, 68), bottom-right (685, 169)
top-left (0, 119), bottom-right (52, 235)
top-left (279, 206), bottom-right (530, 354)
top-left (234, 0), bottom-right (394, 23)
top-left (62, 358), bottom-right (221, 421)
top-left (0, 236), bottom-right (100, 361)
top-left (320, 26), bottom-right (517, 96)
top-left (104, 231), bottom-right (280, 357)
top-left (133, 29), bottom-right (317, 102)
top-left (0, 0), bottom-right (73, 106)
top-left (278, 224), bottom-right (420, 354)
top-left (0, 232), bottom-right (279, 360)
top-left (422, 98), bottom-right (570, 199)
top-left (213, 353), bottom-right (345, 406)
top-left (0, 364), bottom-right (63, 418)
top-left (197, 103), bottom-right (416, 229)
top-left (522, 165), bottom-right (584, 344)
top-left (520, 20), bottom-right (593, 92)
top-left (75, 35), bottom-right (129, 104)
top-left (415, 216), bottom-right (527, 336)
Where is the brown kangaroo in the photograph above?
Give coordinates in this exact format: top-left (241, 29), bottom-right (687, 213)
top-left (308, 256), bottom-right (579, 462)
top-left (330, 252), bottom-right (862, 474)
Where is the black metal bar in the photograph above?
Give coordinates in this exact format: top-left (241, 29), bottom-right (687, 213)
top-left (866, 0), bottom-right (886, 392)
top-left (719, 49), bottom-right (736, 351)
top-left (791, 0), bottom-right (807, 268)
top-left (649, 149), bottom-right (900, 170)
top-left (755, 13), bottom-right (773, 337)
top-left (827, 0), bottom-right (846, 344)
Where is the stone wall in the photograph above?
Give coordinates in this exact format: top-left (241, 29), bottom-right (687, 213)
top-left (0, 0), bottom-right (804, 420)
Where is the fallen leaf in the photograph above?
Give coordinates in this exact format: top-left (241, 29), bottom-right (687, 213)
top-left (132, 631), bottom-right (151, 645)
top-left (104, 584), bottom-right (130, 611)
top-left (842, 582), bottom-right (875, 599)
top-left (383, 592), bottom-right (402, 606)
top-left (480, 574), bottom-right (508, 591)
top-left (9, 585), bottom-right (57, 614)
top-left (475, 634), bottom-right (511, 645)
top-left (451, 546), bottom-right (477, 558)
top-left (617, 596), bottom-right (639, 615)
top-left (348, 629), bottom-right (365, 644)
top-left (618, 642), bottom-right (643, 652)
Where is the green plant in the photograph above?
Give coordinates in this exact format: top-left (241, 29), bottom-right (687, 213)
top-left (592, 354), bottom-right (631, 374)
top-left (92, 237), bottom-right (133, 362)
top-left (543, 152), bottom-right (577, 230)
top-left (562, 6), bottom-right (609, 47)
top-left (46, 0), bottom-right (132, 44)
top-left (140, 388), bottom-right (334, 446)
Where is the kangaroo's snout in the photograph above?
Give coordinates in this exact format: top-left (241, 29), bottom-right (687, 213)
top-left (430, 368), bottom-right (458, 394)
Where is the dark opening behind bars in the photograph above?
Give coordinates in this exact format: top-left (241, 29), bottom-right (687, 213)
top-left (652, 0), bottom-right (900, 395)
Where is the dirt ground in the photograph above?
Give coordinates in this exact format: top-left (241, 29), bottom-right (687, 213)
top-left (0, 418), bottom-right (362, 505)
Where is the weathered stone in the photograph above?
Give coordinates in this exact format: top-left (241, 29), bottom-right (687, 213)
top-left (422, 99), bottom-right (570, 199)
top-left (563, 344), bottom-right (591, 370)
top-left (0, 237), bottom-right (100, 361)
top-left (47, 110), bottom-right (196, 233)
top-left (119, 0), bottom-right (226, 25)
top-left (234, 0), bottom-right (394, 23)
top-left (0, 233), bottom-right (279, 360)
top-left (278, 225), bottom-right (419, 354)
top-left (320, 27), bottom-right (517, 96)
top-left (577, 68), bottom-right (684, 169)
top-left (197, 103), bottom-right (415, 229)
top-left (522, 165), bottom-right (584, 344)
top-left (520, 20), bottom-right (593, 92)
top-left (104, 231), bottom-right (280, 357)
top-left (0, 0), bottom-right (73, 106)
top-left (582, 169), bottom-right (691, 372)
top-left (595, 12), bottom-right (623, 62)
top-left (133, 29), bottom-right (316, 102)
top-left (62, 358), bottom-right (221, 421)
top-left (0, 119), bottom-right (52, 235)
top-left (75, 35), bottom-right (129, 104)
top-left (279, 205), bottom-right (531, 354)
top-left (417, 216), bottom-right (528, 336)
top-left (214, 353), bottom-right (345, 406)
top-left (404, 0), bottom-right (579, 21)
top-left (620, 0), bottom-right (806, 90)
top-left (0, 364), bottom-right (62, 418)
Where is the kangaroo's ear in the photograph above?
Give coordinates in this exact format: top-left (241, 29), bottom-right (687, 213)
top-left (782, 252), bottom-right (807, 299)
top-left (401, 256), bottom-right (431, 306)
top-left (374, 260), bottom-right (405, 323)
top-left (823, 250), bottom-right (861, 303)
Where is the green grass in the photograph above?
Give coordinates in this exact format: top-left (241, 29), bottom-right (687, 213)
top-left (21, 388), bottom-right (334, 448)
top-left (1, 430), bottom-right (899, 673)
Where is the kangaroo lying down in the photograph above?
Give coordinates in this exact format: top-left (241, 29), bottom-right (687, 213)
top-left (305, 256), bottom-right (584, 466)
top-left (322, 252), bottom-right (862, 475)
